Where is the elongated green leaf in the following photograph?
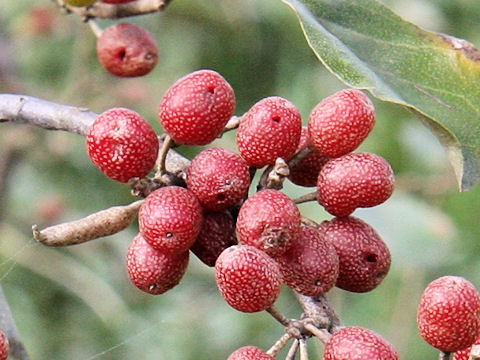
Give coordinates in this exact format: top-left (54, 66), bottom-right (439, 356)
top-left (282, 0), bottom-right (480, 190)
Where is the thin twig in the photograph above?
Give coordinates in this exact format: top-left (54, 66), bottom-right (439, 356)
top-left (222, 115), bottom-right (241, 133)
top-left (155, 134), bottom-right (174, 178)
top-left (299, 338), bottom-right (309, 360)
top-left (266, 306), bottom-right (291, 327)
top-left (304, 323), bottom-right (331, 344)
top-left (439, 351), bottom-right (451, 360)
top-left (87, 19), bottom-right (103, 37)
top-left (300, 216), bottom-right (318, 228)
top-left (287, 145), bottom-right (314, 169)
top-left (285, 339), bottom-right (299, 360)
top-left (266, 333), bottom-right (292, 357)
top-left (294, 292), bottom-right (342, 332)
top-left (293, 192), bottom-right (317, 205)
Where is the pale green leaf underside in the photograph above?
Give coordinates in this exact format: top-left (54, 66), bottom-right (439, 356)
top-left (282, 0), bottom-right (480, 190)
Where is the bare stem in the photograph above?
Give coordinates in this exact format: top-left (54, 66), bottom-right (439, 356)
top-left (222, 115), bottom-right (241, 133)
top-left (266, 333), bottom-right (292, 357)
top-left (87, 19), bottom-right (103, 37)
top-left (294, 292), bottom-right (342, 332)
top-left (304, 323), bottom-right (331, 344)
top-left (299, 338), bottom-right (309, 360)
top-left (287, 145), bottom-right (314, 169)
top-left (155, 134), bottom-right (174, 178)
top-left (285, 340), bottom-right (299, 360)
top-left (439, 351), bottom-right (451, 360)
top-left (257, 158), bottom-right (289, 191)
top-left (266, 306), bottom-right (291, 327)
top-left (300, 216), bottom-right (318, 228)
top-left (293, 192), bottom-right (317, 205)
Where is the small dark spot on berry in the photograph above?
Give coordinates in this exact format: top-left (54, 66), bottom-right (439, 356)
top-left (225, 179), bottom-right (231, 185)
top-left (144, 52), bottom-right (155, 61)
top-left (364, 253), bottom-right (378, 263)
top-left (117, 48), bottom-right (127, 60)
top-left (149, 284), bottom-right (158, 291)
top-left (271, 116), bottom-right (281, 123)
top-left (376, 271), bottom-right (386, 279)
top-left (206, 85), bottom-right (215, 94)
top-left (314, 280), bottom-right (323, 286)
top-left (166, 232), bottom-right (173, 238)
top-left (217, 193), bottom-right (226, 201)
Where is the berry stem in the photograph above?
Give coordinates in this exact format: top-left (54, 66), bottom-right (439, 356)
top-left (285, 339), bottom-right (299, 360)
top-left (33, 200), bottom-right (143, 246)
top-left (300, 216), bottom-right (319, 228)
top-left (257, 158), bottom-right (289, 191)
top-left (87, 19), bottom-right (103, 37)
top-left (439, 351), bottom-right (451, 360)
top-left (293, 192), bottom-right (317, 205)
top-left (294, 292), bottom-right (342, 332)
top-left (266, 333), bottom-right (293, 357)
top-left (155, 134), bottom-right (175, 178)
top-left (303, 323), bottom-right (331, 343)
top-left (222, 115), bottom-right (242, 133)
top-left (266, 306), bottom-right (291, 327)
top-left (299, 338), bottom-right (309, 360)
top-left (287, 145), bottom-right (314, 169)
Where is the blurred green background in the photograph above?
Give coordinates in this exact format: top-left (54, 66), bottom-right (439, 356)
top-left (1, 0), bottom-right (480, 359)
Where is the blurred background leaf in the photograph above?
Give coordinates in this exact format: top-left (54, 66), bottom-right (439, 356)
top-left (0, 0), bottom-right (480, 359)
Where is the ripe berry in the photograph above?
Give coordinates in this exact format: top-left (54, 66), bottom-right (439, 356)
top-left (215, 245), bottom-right (283, 313)
top-left (323, 326), bottom-right (399, 360)
top-left (227, 346), bottom-right (275, 360)
top-left (0, 330), bottom-right (8, 360)
top-left (288, 126), bottom-right (330, 187)
top-left (139, 186), bottom-right (203, 254)
top-left (236, 189), bottom-right (301, 257)
top-left (126, 233), bottom-right (189, 295)
top-left (308, 88), bottom-right (376, 158)
top-left (237, 96), bottom-right (302, 168)
top-left (186, 147), bottom-right (250, 211)
top-left (454, 333), bottom-right (480, 360)
top-left (276, 225), bottom-right (339, 297)
top-left (190, 210), bottom-right (237, 267)
top-left (86, 107), bottom-right (159, 183)
top-left (97, 22), bottom-right (158, 77)
top-left (417, 275), bottom-right (480, 352)
top-left (321, 216), bottom-right (391, 293)
top-left (159, 70), bottom-right (235, 145)
top-left (317, 152), bottom-right (394, 217)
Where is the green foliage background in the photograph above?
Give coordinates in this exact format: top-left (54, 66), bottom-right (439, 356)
top-left (0, 0), bottom-right (480, 359)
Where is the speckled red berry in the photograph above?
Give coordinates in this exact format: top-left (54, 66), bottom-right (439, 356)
top-left (454, 333), bottom-right (480, 360)
top-left (227, 346), bottom-right (275, 360)
top-left (190, 210), bottom-right (237, 267)
top-left (236, 189), bottom-right (301, 257)
top-left (159, 69), bottom-right (235, 145)
top-left (417, 275), bottom-right (480, 353)
top-left (97, 22), bottom-right (158, 77)
top-left (276, 225), bottom-right (339, 297)
top-left (317, 152), bottom-right (394, 217)
top-left (324, 326), bottom-right (399, 360)
top-left (0, 330), bottom-right (9, 360)
top-left (237, 96), bottom-right (302, 168)
top-left (308, 88), bottom-right (375, 158)
top-left (139, 186), bottom-right (203, 254)
top-left (321, 216), bottom-right (391, 293)
top-left (288, 126), bottom-right (330, 187)
top-left (215, 245), bottom-right (283, 313)
top-left (186, 147), bottom-right (250, 211)
top-left (126, 233), bottom-right (189, 294)
top-left (86, 107), bottom-right (159, 183)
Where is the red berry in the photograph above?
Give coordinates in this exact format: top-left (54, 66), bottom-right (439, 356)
top-left (215, 245), bottom-right (283, 313)
top-left (0, 330), bottom-right (9, 360)
top-left (139, 186), bottom-right (203, 254)
top-left (86, 107), bottom-right (159, 183)
top-left (321, 216), bottom-right (391, 293)
top-left (190, 210), bottom-right (237, 267)
top-left (97, 22), bottom-right (158, 77)
top-left (454, 333), bottom-right (480, 360)
top-left (236, 189), bottom-right (301, 257)
top-left (126, 233), bottom-right (189, 294)
top-left (324, 326), bottom-right (399, 360)
top-left (308, 88), bottom-right (375, 158)
top-left (237, 96), bottom-right (302, 168)
top-left (417, 275), bottom-right (480, 352)
top-left (159, 70), bottom-right (235, 145)
top-left (227, 346), bottom-right (275, 360)
top-left (276, 225), bottom-right (339, 296)
top-left (317, 152), bottom-right (394, 217)
top-left (186, 147), bottom-right (250, 211)
top-left (288, 126), bottom-right (330, 187)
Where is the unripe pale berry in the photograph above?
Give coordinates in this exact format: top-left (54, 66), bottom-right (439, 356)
top-left (321, 216), bottom-right (391, 293)
top-left (288, 126), bottom-right (330, 187)
top-left (236, 189), bottom-right (301, 257)
top-left (0, 330), bottom-right (9, 360)
top-left (276, 225), bottom-right (339, 297)
top-left (417, 275), bottom-right (480, 352)
top-left (317, 152), bottom-right (394, 217)
top-left (159, 69), bottom-right (235, 145)
top-left (186, 147), bottom-right (250, 211)
top-left (308, 88), bottom-right (376, 158)
top-left (139, 186), bottom-right (203, 254)
top-left (126, 233), bottom-right (189, 294)
top-left (227, 346), bottom-right (275, 360)
top-left (97, 22), bottom-right (158, 77)
top-left (237, 96), bottom-right (302, 168)
top-left (215, 245), bottom-right (283, 313)
top-left (190, 210), bottom-right (237, 267)
top-left (86, 107), bottom-right (159, 183)
top-left (323, 326), bottom-right (399, 360)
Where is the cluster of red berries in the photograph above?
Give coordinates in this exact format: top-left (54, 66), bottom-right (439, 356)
top-left (85, 69), bottom-right (399, 358)
top-left (0, 330), bottom-right (9, 360)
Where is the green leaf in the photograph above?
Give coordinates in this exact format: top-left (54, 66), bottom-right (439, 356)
top-left (282, 0), bottom-right (480, 191)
